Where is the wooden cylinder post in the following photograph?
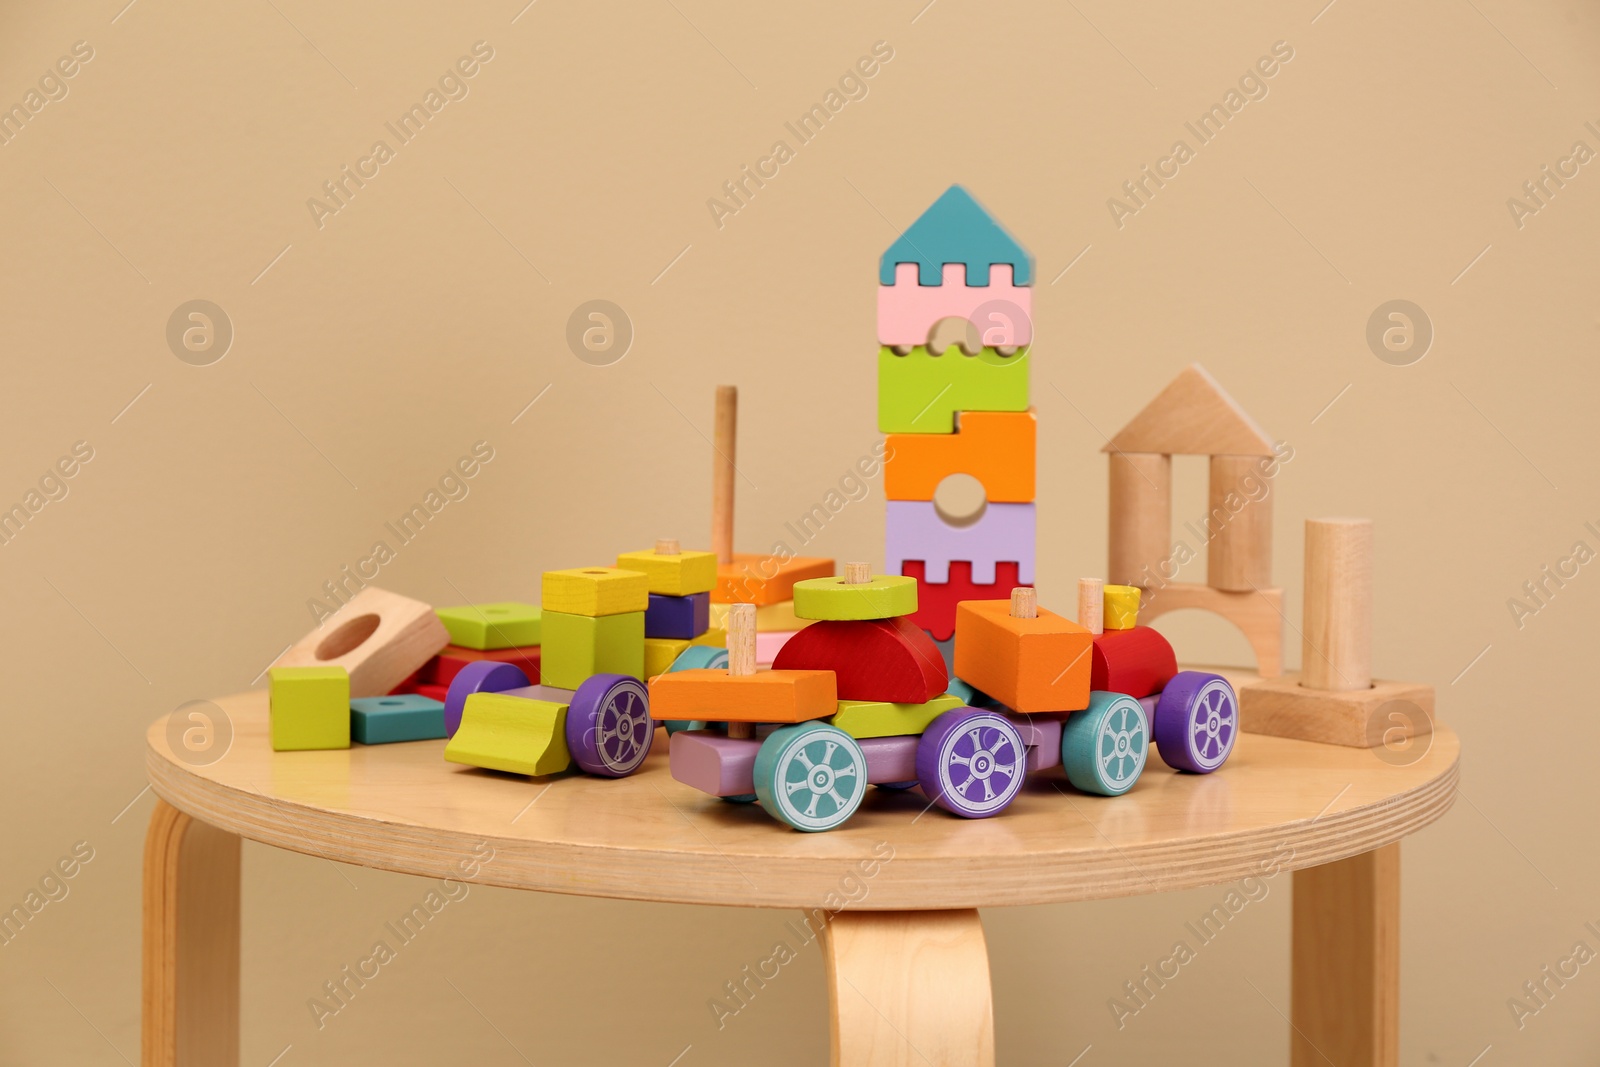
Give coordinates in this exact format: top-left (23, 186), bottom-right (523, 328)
top-left (1009, 587), bottom-right (1037, 619)
top-left (1302, 517), bottom-right (1372, 692)
top-left (1077, 578), bottom-right (1103, 634)
top-left (726, 602), bottom-right (756, 739)
top-left (844, 562), bottom-right (870, 585)
top-left (654, 538), bottom-right (680, 556)
top-left (1207, 455), bottom-right (1273, 592)
top-left (712, 385), bottom-right (737, 565)
top-left (1107, 452), bottom-right (1171, 587)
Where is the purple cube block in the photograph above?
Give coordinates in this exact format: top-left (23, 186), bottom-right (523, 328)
top-left (645, 591), bottom-right (711, 640)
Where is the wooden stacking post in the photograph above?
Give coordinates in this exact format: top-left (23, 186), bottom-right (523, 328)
top-left (1207, 455), bottom-right (1272, 591)
top-left (726, 603), bottom-right (756, 739)
top-left (844, 561), bottom-right (870, 585)
top-left (655, 537), bottom-right (680, 556)
top-left (1009, 587), bottom-right (1037, 619)
top-left (1107, 452), bottom-right (1171, 587)
top-left (1076, 578), bottom-right (1103, 634)
top-left (712, 385), bottom-right (738, 565)
top-left (1302, 518), bottom-right (1373, 692)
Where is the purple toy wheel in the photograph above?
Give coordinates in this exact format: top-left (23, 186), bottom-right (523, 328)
top-left (915, 708), bottom-right (1026, 818)
top-left (566, 674), bottom-right (653, 777)
top-left (443, 660), bottom-right (530, 737)
top-left (1153, 671), bottom-right (1237, 773)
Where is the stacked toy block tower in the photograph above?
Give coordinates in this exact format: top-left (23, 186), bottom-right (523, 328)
top-left (878, 186), bottom-right (1036, 651)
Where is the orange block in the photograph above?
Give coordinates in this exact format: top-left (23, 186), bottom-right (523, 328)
top-left (713, 553), bottom-right (835, 606)
top-left (884, 409), bottom-right (1036, 503)
top-left (647, 668), bottom-right (837, 724)
top-left (954, 599), bottom-right (1091, 713)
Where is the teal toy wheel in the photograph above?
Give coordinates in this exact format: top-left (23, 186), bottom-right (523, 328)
top-left (661, 645), bottom-right (729, 734)
top-left (753, 722), bottom-right (868, 832)
top-left (1061, 692), bottom-right (1148, 797)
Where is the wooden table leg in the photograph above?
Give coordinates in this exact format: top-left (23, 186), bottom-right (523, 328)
top-left (818, 909), bottom-right (994, 1067)
top-left (143, 798), bottom-right (241, 1067)
top-left (1291, 843), bottom-right (1399, 1067)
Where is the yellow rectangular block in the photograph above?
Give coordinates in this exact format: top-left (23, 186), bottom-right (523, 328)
top-left (708, 600), bottom-right (811, 633)
top-left (643, 637), bottom-right (691, 678)
top-left (616, 547), bottom-right (718, 596)
top-left (542, 567), bottom-right (649, 617)
top-left (689, 627), bottom-right (726, 649)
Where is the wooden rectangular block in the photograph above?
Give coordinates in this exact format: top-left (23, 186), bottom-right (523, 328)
top-left (860, 734), bottom-right (921, 784)
top-left (444, 692), bottom-right (571, 776)
top-left (878, 262), bottom-right (1034, 347)
top-left (277, 587), bottom-right (450, 699)
top-left (648, 668), bottom-right (837, 724)
top-left (885, 501), bottom-right (1035, 585)
top-left (542, 567), bottom-right (650, 617)
top-left (268, 666), bottom-right (350, 751)
top-left (426, 645), bottom-right (542, 686)
top-left (669, 730), bottom-right (760, 796)
top-left (643, 637), bottom-right (691, 679)
top-left (878, 345), bottom-right (1030, 434)
top-left (1240, 673), bottom-right (1435, 748)
top-left (713, 553), bottom-right (835, 606)
top-left (1139, 581), bottom-right (1284, 678)
top-left (434, 602), bottom-right (541, 650)
top-left (830, 693), bottom-right (964, 739)
top-left (540, 609), bottom-right (645, 690)
top-left (616, 547), bottom-right (718, 596)
top-left (708, 599), bottom-right (811, 633)
top-left (645, 591), bottom-right (710, 640)
top-left (954, 601), bottom-right (1092, 714)
top-left (349, 694), bottom-right (447, 744)
top-left (885, 409), bottom-right (1036, 503)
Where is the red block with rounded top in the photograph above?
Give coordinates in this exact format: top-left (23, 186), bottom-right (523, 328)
top-left (772, 616), bottom-right (947, 704)
top-left (1090, 626), bottom-right (1178, 699)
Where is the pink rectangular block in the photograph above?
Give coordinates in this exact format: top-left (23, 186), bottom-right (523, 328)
top-left (885, 500), bottom-right (1035, 585)
top-left (755, 630), bottom-right (799, 666)
top-left (878, 262), bottom-right (1033, 347)
top-left (670, 730), bottom-right (759, 796)
top-left (860, 734), bottom-right (921, 784)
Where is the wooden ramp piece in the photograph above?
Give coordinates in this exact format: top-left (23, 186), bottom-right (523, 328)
top-left (1103, 363), bottom-right (1275, 457)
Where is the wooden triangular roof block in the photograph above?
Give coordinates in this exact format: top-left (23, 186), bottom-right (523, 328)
top-left (1103, 364), bottom-right (1274, 456)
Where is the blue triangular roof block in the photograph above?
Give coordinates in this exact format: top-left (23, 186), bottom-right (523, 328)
top-left (878, 185), bottom-right (1034, 286)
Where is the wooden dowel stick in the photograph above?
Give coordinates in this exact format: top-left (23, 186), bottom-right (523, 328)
top-left (654, 538), bottom-right (680, 556)
top-left (726, 602), bottom-right (756, 739)
top-left (712, 386), bottom-right (737, 565)
top-left (1302, 518), bottom-right (1372, 692)
top-left (1077, 578), bottom-right (1104, 634)
top-left (844, 562), bottom-right (870, 584)
top-left (1010, 587), bottom-right (1037, 619)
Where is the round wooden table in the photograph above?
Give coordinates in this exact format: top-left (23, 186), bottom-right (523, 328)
top-left (143, 686), bottom-right (1459, 1067)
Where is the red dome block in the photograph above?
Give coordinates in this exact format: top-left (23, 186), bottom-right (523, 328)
top-left (1090, 626), bottom-right (1177, 699)
top-left (773, 616), bottom-right (948, 704)
top-left (903, 561), bottom-right (1028, 641)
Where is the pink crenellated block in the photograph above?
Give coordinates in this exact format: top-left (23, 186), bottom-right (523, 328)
top-left (877, 262), bottom-right (1033, 347)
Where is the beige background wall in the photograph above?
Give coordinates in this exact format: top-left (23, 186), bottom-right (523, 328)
top-left (2, 0), bottom-right (1597, 1062)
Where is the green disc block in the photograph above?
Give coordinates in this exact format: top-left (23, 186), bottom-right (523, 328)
top-left (792, 574), bottom-right (918, 621)
top-left (435, 602), bottom-right (542, 650)
top-left (878, 346), bottom-right (1030, 434)
top-left (350, 694), bottom-right (447, 744)
top-left (829, 693), bottom-right (964, 740)
top-left (268, 666), bottom-right (350, 751)
top-left (1061, 692), bottom-right (1148, 797)
top-left (753, 722), bottom-right (868, 832)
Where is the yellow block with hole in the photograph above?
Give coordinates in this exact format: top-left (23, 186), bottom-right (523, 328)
top-left (616, 548), bottom-right (717, 596)
top-left (708, 600), bottom-right (812, 633)
top-left (1103, 585), bottom-right (1141, 630)
top-left (542, 567), bottom-right (649, 617)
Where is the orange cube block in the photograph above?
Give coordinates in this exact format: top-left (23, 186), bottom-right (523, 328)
top-left (647, 668), bottom-right (837, 724)
top-left (713, 553), bottom-right (835, 606)
top-left (884, 409), bottom-right (1036, 504)
top-left (954, 600), bottom-right (1092, 713)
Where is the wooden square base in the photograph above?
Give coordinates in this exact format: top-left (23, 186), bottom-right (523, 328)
top-left (1239, 672), bottom-right (1435, 749)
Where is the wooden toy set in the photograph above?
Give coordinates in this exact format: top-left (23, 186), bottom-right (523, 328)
top-left (262, 185), bottom-right (1435, 833)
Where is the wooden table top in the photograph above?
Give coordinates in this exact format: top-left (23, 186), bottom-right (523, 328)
top-left (146, 683), bottom-right (1459, 910)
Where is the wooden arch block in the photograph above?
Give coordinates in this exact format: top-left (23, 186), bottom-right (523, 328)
top-left (885, 410), bottom-right (1036, 503)
top-left (773, 616), bottom-right (948, 704)
top-left (277, 587), bottom-right (450, 699)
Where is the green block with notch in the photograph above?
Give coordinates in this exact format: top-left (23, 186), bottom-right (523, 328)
top-left (435, 602), bottom-right (542, 650)
top-left (540, 609), bottom-right (644, 690)
top-left (878, 346), bottom-right (1030, 434)
top-left (269, 666), bottom-right (351, 751)
top-left (829, 693), bottom-right (966, 739)
top-left (444, 692), bottom-right (571, 776)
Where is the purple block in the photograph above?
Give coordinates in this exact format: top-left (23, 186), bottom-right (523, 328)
top-left (645, 591), bottom-right (711, 640)
top-left (860, 735), bottom-right (921, 784)
top-left (885, 501), bottom-right (1036, 584)
top-left (670, 730), bottom-right (760, 796)
top-left (1015, 715), bottom-right (1063, 772)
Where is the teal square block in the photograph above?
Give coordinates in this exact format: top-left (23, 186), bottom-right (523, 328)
top-left (350, 694), bottom-right (448, 744)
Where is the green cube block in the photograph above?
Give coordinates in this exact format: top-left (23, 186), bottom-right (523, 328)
top-left (444, 692), bottom-right (570, 776)
top-left (350, 694), bottom-right (447, 744)
top-left (878, 345), bottom-right (1030, 434)
top-left (541, 609), bottom-right (644, 689)
top-left (269, 666), bottom-right (350, 751)
top-left (829, 694), bottom-right (965, 739)
top-left (435, 602), bottom-right (542, 650)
